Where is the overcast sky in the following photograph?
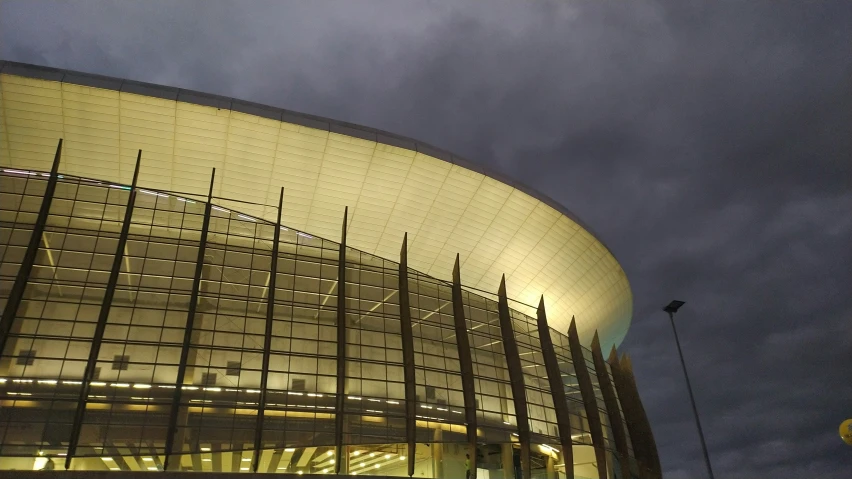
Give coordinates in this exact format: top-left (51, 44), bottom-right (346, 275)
top-left (2, 1), bottom-right (851, 477)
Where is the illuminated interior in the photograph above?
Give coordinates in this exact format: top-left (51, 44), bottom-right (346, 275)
top-left (0, 169), bottom-right (647, 477)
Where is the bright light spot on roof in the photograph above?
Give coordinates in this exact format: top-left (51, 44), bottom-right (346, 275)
top-left (3, 169), bottom-right (35, 175)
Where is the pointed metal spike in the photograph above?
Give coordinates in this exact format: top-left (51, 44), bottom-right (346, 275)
top-left (608, 345), bottom-right (619, 364)
top-left (591, 330), bottom-right (601, 350)
top-left (452, 254), bottom-right (461, 283)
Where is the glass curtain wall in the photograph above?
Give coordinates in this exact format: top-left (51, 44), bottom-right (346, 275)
top-left (461, 291), bottom-right (516, 479)
top-left (75, 180), bottom-right (203, 472)
top-left (607, 366), bottom-right (637, 478)
top-left (511, 309), bottom-right (562, 479)
top-left (582, 348), bottom-right (618, 479)
top-left (259, 228), bottom-right (338, 474)
top-left (0, 169), bottom-right (642, 478)
top-left (409, 272), bottom-right (466, 478)
top-left (551, 330), bottom-right (596, 479)
top-left (1, 174), bottom-right (128, 471)
top-left (341, 249), bottom-right (407, 477)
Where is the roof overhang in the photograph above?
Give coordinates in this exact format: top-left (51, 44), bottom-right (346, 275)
top-left (0, 60), bottom-right (633, 348)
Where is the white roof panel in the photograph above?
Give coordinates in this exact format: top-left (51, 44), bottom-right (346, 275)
top-left (0, 64), bottom-right (633, 348)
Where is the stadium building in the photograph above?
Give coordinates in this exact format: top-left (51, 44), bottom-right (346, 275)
top-left (0, 61), bottom-right (660, 479)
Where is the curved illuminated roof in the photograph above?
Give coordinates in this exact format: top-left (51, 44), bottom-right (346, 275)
top-left (0, 60), bottom-right (632, 348)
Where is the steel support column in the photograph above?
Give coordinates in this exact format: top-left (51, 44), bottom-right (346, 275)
top-left (591, 333), bottom-right (630, 479)
top-left (566, 318), bottom-right (607, 479)
top-left (608, 351), bottom-right (637, 476)
top-left (252, 187), bottom-right (283, 473)
top-left (65, 150), bottom-right (142, 468)
top-left (534, 297), bottom-right (574, 479)
top-left (497, 275), bottom-right (530, 479)
top-left (451, 255), bottom-right (478, 474)
top-left (163, 169), bottom-right (216, 471)
top-left (398, 233), bottom-right (416, 477)
top-left (610, 352), bottom-right (661, 479)
top-left (0, 139), bottom-right (63, 352)
top-left (333, 207), bottom-right (348, 475)
top-left (625, 355), bottom-right (661, 479)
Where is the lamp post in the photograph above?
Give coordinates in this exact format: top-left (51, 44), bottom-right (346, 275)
top-left (663, 300), bottom-right (715, 479)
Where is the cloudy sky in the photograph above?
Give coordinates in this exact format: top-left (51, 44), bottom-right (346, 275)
top-left (2, 0), bottom-right (850, 477)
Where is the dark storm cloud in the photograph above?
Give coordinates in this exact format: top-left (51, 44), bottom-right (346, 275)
top-left (2, 0), bottom-right (851, 477)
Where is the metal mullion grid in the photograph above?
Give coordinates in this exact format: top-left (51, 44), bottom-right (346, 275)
top-left (0, 173), bottom-right (123, 462)
top-left (414, 274), bottom-right (466, 424)
top-left (566, 404), bottom-right (593, 441)
top-left (54, 185), bottom-right (123, 226)
top-left (0, 202), bottom-right (44, 239)
top-left (525, 383), bottom-right (560, 441)
top-left (411, 304), bottom-right (454, 330)
top-left (8, 181), bottom-right (122, 414)
top-left (99, 335), bottom-right (179, 390)
top-left (291, 260), bottom-right (333, 309)
top-left (160, 170), bottom-right (215, 471)
top-left (344, 259), bottom-right (406, 444)
top-left (471, 375), bottom-right (516, 429)
top-left (97, 328), bottom-right (180, 446)
top-left (40, 177), bottom-right (137, 463)
top-left (198, 234), bottom-right (269, 344)
top-left (418, 327), bottom-right (459, 363)
top-left (38, 185), bottom-right (124, 287)
top-left (409, 288), bottom-right (467, 424)
top-left (272, 236), bottom-right (336, 449)
top-left (597, 407), bottom-right (617, 450)
top-left (413, 366), bottom-right (465, 405)
top-left (0, 183), bottom-right (37, 284)
top-left (89, 357), bottom-right (167, 459)
top-left (0, 173), bottom-right (49, 213)
top-left (77, 352), bottom-right (171, 456)
top-left (606, 369), bottom-right (635, 456)
top-left (136, 194), bottom-right (201, 284)
top-left (189, 226), bottom-right (266, 456)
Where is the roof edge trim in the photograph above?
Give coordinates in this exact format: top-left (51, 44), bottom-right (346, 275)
top-left (0, 59), bottom-right (616, 257)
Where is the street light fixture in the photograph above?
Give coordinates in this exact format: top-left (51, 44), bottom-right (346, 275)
top-left (663, 300), bottom-right (715, 479)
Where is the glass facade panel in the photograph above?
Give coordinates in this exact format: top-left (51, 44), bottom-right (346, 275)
top-left (260, 230), bottom-right (339, 451)
top-left (409, 272), bottom-right (466, 443)
top-left (0, 169), bottom-right (646, 477)
top-left (76, 184), bottom-right (201, 468)
top-left (343, 249), bottom-right (406, 447)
